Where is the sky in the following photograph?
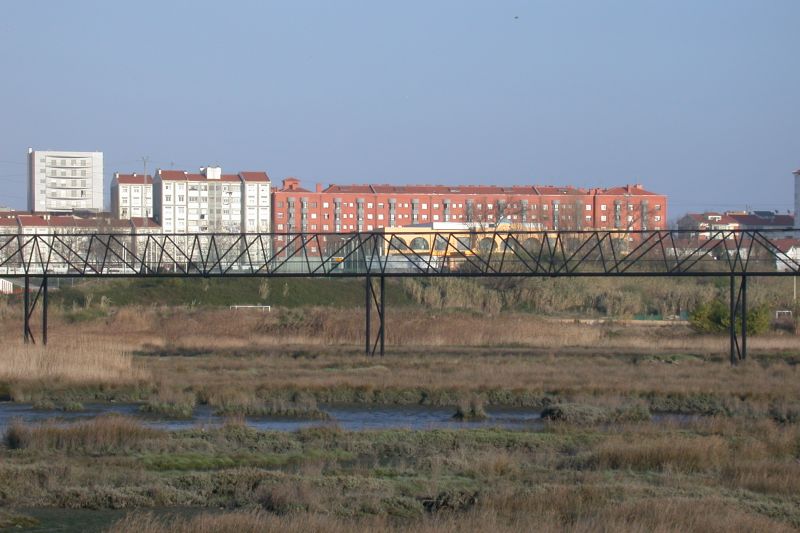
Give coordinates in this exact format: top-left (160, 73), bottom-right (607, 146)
top-left (0, 0), bottom-right (798, 220)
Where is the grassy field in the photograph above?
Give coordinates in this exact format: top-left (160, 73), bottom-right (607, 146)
top-left (0, 298), bottom-right (798, 531)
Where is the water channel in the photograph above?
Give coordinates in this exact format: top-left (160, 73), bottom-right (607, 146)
top-left (0, 402), bottom-right (545, 432)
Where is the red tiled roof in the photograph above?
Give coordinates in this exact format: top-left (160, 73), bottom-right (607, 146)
top-left (322, 184), bottom-right (588, 195)
top-left (220, 174), bottom-right (242, 182)
top-left (130, 217), bottom-right (161, 228)
top-left (158, 170), bottom-right (188, 180)
top-left (727, 213), bottom-right (794, 227)
top-left (685, 213), bottom-right (739, 225)
top-left (599, 184), bottom-right (660, 196)
top-left (16, 215), bottom-right (49, 226)
top-left (115, 174), bottom-right (153, 185)
top-left (770, 238), bottom-right (800, 253)
top-left (240, 171), bottom-right (270, 182)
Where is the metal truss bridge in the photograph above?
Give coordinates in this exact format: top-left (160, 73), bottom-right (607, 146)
top-left (2, 229), bottom-right (797, 363)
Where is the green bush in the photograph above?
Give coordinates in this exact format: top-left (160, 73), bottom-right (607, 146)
top-left (690, 300), bottom-right (770, 335)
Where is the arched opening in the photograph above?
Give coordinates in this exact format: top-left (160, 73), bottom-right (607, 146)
top-left (478, 237), bottom-right (497, 253)
top-left (389, 236), bottom-right (407, 250)
top-left (409, 237), bottom-right (430, 251)
top-left (434, 235), bottom-right (448, 251)
top-left (523, 237), bottom-right (541, 252)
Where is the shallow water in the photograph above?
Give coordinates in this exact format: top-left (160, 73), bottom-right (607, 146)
top-left (0, 402), bottom-right (544, 432)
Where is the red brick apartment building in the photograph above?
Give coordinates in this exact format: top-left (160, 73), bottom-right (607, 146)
top-left (272, 178), bottom-right (667, 233)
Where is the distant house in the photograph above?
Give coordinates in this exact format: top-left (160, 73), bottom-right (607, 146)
top-left (0, 278), bottom-right (12, 294)
top-left (772, 238), bottom-right (800, 272)
top-left (725, 211), bottom-right (794, 238)
top-left (676, 212), bottom-right (740, 240)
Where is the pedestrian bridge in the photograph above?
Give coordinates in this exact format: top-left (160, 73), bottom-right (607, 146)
top-left (0, 229), bottom-right (797, 278)
top-left (3, 229), bottom-right (796, 363)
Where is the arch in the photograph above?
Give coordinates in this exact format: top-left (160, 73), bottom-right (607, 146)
top-left (523, 237), bottom-right (541, 252)
top-left (409, 237), bottom-right (430, 251)
top-left (478, 237), bottom-right (497, 253)
top-left (389, 236), bottom-right (407, 250)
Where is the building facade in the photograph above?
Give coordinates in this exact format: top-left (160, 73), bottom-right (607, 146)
top-left (111, 173), bottom-right (153, 219)
top-left (794, 169), bottom-right (800, 231)
top-left (271, 179), bottom-right (667, 234)
top-left (152, 167), bottom-right (270, 234)
top-left (27, 149), bottom-right (103, 212)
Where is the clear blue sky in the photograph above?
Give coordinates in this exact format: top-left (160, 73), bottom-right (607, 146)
top-left (1, 0), bottom-right (798, 219)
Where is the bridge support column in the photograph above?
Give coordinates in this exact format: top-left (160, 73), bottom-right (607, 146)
top-left (22, 277), bottom-right (48, 345)
top-left (365, 275), bottom-right (385, 356)
top-left (365, 275), bottom-right (371, 355)
top-left (42, 277), bottom-right (48, 346)
top-left (729, 275), bottom-right (747, 365)
top-left (23, 276), bottom-right (30, 344)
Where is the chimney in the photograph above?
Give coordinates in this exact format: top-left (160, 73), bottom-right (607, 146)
top-left (316, 183), bottom-right (323, 193)
top-left (201, 166), bottom-right (222, 180)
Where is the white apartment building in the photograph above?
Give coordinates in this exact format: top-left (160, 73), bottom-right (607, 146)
top-left (111, 173), bottom-right (153, 219)
top-left (27, 149), bottom-right (103, 212)
top-left (153, 167), bottom-right (270, 234)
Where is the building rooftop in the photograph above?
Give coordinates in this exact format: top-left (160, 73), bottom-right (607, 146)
top-left (115, 173), bottom-right (153, 185)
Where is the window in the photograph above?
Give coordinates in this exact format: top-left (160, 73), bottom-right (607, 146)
top-left (585, 215), bottom-right (591, 220)
top-left (367, 214), bottom-right (373, 220)
top-left (311, 213), bottom-right (317, 219)
top-left (585, 204), bottom-right (591, 211)
top-left (377, 214), bottom-right (384, 220)
top-left (421, 203), bottom-right (427, 209)
top-left (323, 202), bottom-right (329, 208)
top-left (165, 195), bottom-right (172, 202)
top-left (178, 195), bottom-right (185, 202)
top-left (654, 215), bottom-right (662, 222)
top-left (487, 203), bottom-right (493, 209)
top-left (600, 215), bottom-right (607, 222)
top-left (433, 214), bottom-right (439, 221)
top-left (601, 204), bottom-right (607, 211)
top-left (367, 202), bottom-right (373, 208)
top-left (433, 203), bottom-right (439, 209)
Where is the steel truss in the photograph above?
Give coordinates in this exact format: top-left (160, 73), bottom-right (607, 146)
top-left (1, 229), bottom-right (797, 360)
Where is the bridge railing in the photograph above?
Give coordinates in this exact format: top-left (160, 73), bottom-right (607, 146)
top-left (0, 230), bottom-right (797, 277)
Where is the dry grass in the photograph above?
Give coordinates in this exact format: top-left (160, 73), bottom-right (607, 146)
top-left (7, 305), bottom-right (798, 356)
top-left (0, 338), bottom-right (149, 385)
top-left (109, 495), bottom-right (796, 533)
top-left (591, 434), bottom-right (729, 472)
top-left (5, 415), bottom-right (161, 453)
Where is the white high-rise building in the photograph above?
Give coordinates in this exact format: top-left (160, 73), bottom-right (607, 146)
top-left (794, 169), bottom-right (800, 231)
top-left (111, 173), bottom-right (153, 219)
top-left (27, 149), bottom-right (104, 212)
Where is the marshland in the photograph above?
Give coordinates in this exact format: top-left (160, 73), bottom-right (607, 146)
top-left (0, 276), bottom-right (798, 532)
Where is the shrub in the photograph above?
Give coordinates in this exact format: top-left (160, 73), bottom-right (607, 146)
top-left (690, 300), bottom-right (770, 335)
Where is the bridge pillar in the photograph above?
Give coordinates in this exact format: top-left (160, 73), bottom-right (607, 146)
top-left (729, 275), bottom-right (747, 364)
top-left (22, 277), bottom-right (48, 345)
top-left (365, 275), bottom-right (385, 356)
top-left (23, 276), bottom-right (30, 344)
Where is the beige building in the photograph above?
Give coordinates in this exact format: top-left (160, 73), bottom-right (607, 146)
top-left (111, 173), bottom-right (153, 219)
top-left (27, 148), bottom-right (104, 212)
